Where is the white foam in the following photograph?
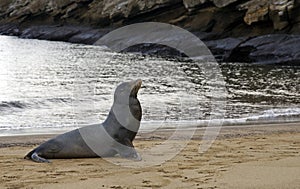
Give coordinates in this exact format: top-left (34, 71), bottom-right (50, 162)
top-left (139, 107), bottom-right (300, 132)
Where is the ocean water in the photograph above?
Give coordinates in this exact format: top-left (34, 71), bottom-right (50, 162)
top-left (0, 35), bottom-right (299, 136)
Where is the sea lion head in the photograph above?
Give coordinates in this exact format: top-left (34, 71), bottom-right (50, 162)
top-left (114, 79), bottom-right (142, 102)
top-left (113, 79), bottom-right (142, 122)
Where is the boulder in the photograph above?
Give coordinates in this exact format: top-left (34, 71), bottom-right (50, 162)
top-left (238, 0), bottom-right (294, 30)
top-left (205, 37), bottom-right (244, 62)
top-left (227, 34), bottom-right (300, 65)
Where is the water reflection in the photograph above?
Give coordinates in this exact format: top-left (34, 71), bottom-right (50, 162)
top-left (0, 35), bottom-right (299, 133)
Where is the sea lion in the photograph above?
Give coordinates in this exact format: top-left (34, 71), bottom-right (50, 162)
top-left (25, 79), bottom-right (142, 163)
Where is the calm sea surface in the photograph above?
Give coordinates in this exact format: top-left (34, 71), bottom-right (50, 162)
top-left (0, 35), bottom-right (299, 135)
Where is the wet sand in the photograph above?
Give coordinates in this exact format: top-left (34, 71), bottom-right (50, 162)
top-left (0, 122), bottom-right (299, 189)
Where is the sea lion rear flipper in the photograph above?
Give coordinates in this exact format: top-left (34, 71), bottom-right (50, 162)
top-left (115, 139), bottom-right (142, 161)
top-left (31, 152), bottom-right (51, 163)
top-left (24, 150), bottom-right (51, 163)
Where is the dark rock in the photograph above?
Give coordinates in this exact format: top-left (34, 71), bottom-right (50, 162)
top-left (191, 31), bottom-right (220, 41)
top-left (68, 29), bottom-right (111, 44)
top-left (227, 34), bottom-right (300, 65)
top-left (0, 24), bottom-right (111, 45)
top-left (204, 37), bottom-right (245, 62)
top-left (20, 25), bottom-right (82, 42)
top-left (0, 24), bottom-right (20, 36)
top-left (123, 43), bottom-right (187, 60)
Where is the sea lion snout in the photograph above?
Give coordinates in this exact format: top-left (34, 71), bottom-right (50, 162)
top-left (114, 79), bottom-right (142, 101)
top-left (130, 79), bottom-right (142, 96)
top-left (133, 79), bottom-right (142, 88)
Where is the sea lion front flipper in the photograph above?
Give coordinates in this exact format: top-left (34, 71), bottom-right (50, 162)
top-left (115, 139), bottom-right (142, 161)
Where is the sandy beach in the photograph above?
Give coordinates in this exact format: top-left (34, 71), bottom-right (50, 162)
top-left (0, 122), bottom-right (299, 189)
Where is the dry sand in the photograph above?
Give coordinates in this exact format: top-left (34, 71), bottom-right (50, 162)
top-left (0, 122), bottom-right (299, 189)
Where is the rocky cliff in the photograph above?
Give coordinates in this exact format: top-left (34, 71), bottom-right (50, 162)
top-left (0, 0), bottom-right (300, 64)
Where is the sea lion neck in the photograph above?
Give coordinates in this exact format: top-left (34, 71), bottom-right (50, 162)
top-left (103, 80), bottom-right (142, 132)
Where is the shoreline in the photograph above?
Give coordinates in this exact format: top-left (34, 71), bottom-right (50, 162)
top-left (1, 120), bottom-right (300, 138)
top-left (0, 122), bottom-right (299, 188)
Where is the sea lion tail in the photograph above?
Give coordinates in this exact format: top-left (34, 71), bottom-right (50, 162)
top-left (24, 151), bottom-right (50, 163)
